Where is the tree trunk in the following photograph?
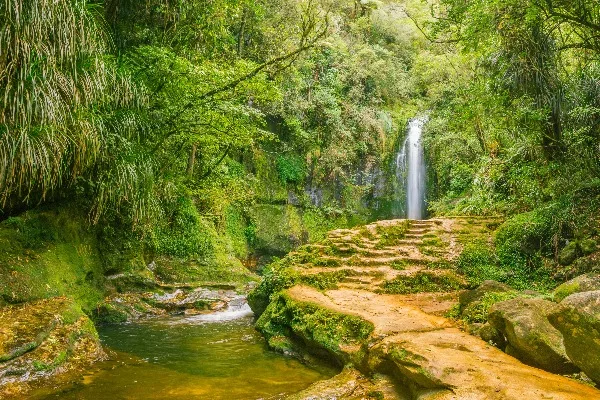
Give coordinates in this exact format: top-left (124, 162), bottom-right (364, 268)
top-left (237, 7), bottom-right (248, 57)
top-left (187, 144), bottom-right (197, 177)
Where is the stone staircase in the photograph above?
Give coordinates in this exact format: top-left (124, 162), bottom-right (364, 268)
top-left (251, 218), bottom-right (600, 399)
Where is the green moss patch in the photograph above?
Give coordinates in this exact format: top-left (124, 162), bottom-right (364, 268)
top-left (248, 254), bottom-right (353, 316)
top-left (380, 272), bottom-right (465, 294)
top-left (0, 207), bottom-right (106, 312)
top-left (256, 293), bottom-right (374, 363)
top-left (376, 221), bottom-right (410, 246)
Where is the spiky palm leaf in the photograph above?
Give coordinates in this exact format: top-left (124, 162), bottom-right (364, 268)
top-left (0, 0), bottom-right (153, 224)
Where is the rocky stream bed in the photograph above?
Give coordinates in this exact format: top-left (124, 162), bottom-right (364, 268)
top-left (2, 218), bottom-right (600, 399)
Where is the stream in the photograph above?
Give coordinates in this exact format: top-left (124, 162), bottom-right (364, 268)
top-left (34, 300), bottom-right (337, 399)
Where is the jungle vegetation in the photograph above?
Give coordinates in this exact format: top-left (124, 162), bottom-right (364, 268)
top-left (1, 0), bottom-right (600, 284)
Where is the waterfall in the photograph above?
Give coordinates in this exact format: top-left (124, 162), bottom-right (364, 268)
top-left (396, 117), bottom-right (427, 220)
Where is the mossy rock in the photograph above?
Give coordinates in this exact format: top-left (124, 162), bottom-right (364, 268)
top-left (559, 242), bottom-right (580, 266)
top-left (549, 291), bottom-right (600, 385)
top-left (248, 247), bottom-right (354, 316)
top-left (458, 281), bottom-right (517, 324)
top-left (581, 239), bottom-right (598, 256)
top-left (93, 303), bottom-right (130, 324)
top-left (553, 273), bottom-right (600, 302)
top-left (461, 291), bottom-right (521, 324)
top-left (255, 293), bottom-right (374, 366)
top-left (0, 297), bottom-right (104, 398)
top-left (477, 323), bottom-right (505, 348)
top-left (459, 280), bottom-right (513, 310)
top-left (286, 368), bottom-right (374, 400)
top-left (488, 297), bottom-right (577, 374)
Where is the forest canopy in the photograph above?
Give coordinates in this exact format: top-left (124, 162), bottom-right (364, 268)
top-left (1, 0), bottom-right (599, 273)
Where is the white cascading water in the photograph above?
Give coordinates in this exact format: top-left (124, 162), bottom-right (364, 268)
top-left (396, 117), bottom-right (427, 220)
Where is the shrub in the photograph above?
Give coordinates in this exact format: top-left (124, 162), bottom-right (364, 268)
top-left (457, 241), bottom-right (503, 286)
top-left (495, 207), bottom-right (556, 269)
top-left (493, 207), bottom-right (558, 290)
top-left (152, 197), bottom-right (215, 258)
top-left (276, 155), bottom-right (306, 184)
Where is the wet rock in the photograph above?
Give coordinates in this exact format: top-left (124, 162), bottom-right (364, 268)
top-left (147, 288), bottom-right (233, 313)
top-left (459, 280), bottom-right (515, 323)
top-left (286, 368), bottom-right (401, 400)
top-left (553, 273), bottom-right (600, 302)
top-left (548, 291), bottom-right (600, 385)
top-left (95, 287), bottom-right (237, 323)
top-left (0, 298), bottom-right (104, 398)
top-left (488, 297), bottom-right (577, 374)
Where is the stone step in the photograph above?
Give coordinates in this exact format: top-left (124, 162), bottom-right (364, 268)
top-left (396, 239), bottom-right (422, 245)
top-left (406, 228), bottom-right (428, 234)
top-left (344, 257), bottom-right (428, 267)
top-left (342, 276), bottom-right (376, 284)
top-left (337, 282), bottom-right (375, 290)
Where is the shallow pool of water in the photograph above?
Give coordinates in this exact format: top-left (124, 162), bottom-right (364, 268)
top-left (37, 304), bottom-right (336, 399)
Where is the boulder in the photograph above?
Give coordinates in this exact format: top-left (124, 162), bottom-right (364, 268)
top-left (459, 280), bottom-right (515, 323)
top-left (559, 242), bottom-right (580, 266)
top-left (0, 298), bottom-right (104, 398)
top-left (147, 287), bottom-right (232, 313)
top-left (581, 239), bottom-right (598, 256)
top-left (548, 291), bottom-right (600, 385)
top-left (554, 273), bottom-right (600, 302)
top-left (488, 297), bottom-right (577, 374)
top-left (478, 323), bottom-right (506, 348)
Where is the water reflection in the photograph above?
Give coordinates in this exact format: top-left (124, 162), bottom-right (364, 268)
top-left (36, 308), bottom-right (336, 399)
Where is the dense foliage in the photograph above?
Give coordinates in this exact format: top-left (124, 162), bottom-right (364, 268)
top-left (1, 0), bottom-right (440, 263)
top-left (2, 0), bottom-right (599, 282)
top-left (421, 0), bottom-right (600, 280)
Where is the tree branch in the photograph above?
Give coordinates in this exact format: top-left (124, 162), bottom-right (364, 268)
top-left (198, 143), bottom-right (232, 180)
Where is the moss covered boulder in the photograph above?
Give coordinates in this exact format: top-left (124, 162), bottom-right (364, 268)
top-left (549, 291), bottom-right (600, 384)
top-left (553, 273), bottom-right (600, 302)
top-left (581, 239), bottom-right (598, 255)
top-left (559, 242), bottom-right (580, 266)
top-left (488, 297), bottom-right (577, 374)
top-left (459, 280), bottom-right (513, 309)
top-left (255, 292), bottom-right (374, 366)
top-left (0, 297), bottom-right (104, 398)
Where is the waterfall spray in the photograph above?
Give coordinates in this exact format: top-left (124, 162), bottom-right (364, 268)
top-left (396, 117), bottom-right (427, 220)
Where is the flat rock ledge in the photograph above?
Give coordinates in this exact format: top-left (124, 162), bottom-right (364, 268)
top-left (251, 219), bottom-right (600, 400)
top-left (0, 297), bottom-right (104, 398)
top-left (264, 286), bottom-right (599, 400)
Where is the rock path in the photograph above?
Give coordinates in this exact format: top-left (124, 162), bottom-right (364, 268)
top-left (270, 219), bottom-right (600, 399)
